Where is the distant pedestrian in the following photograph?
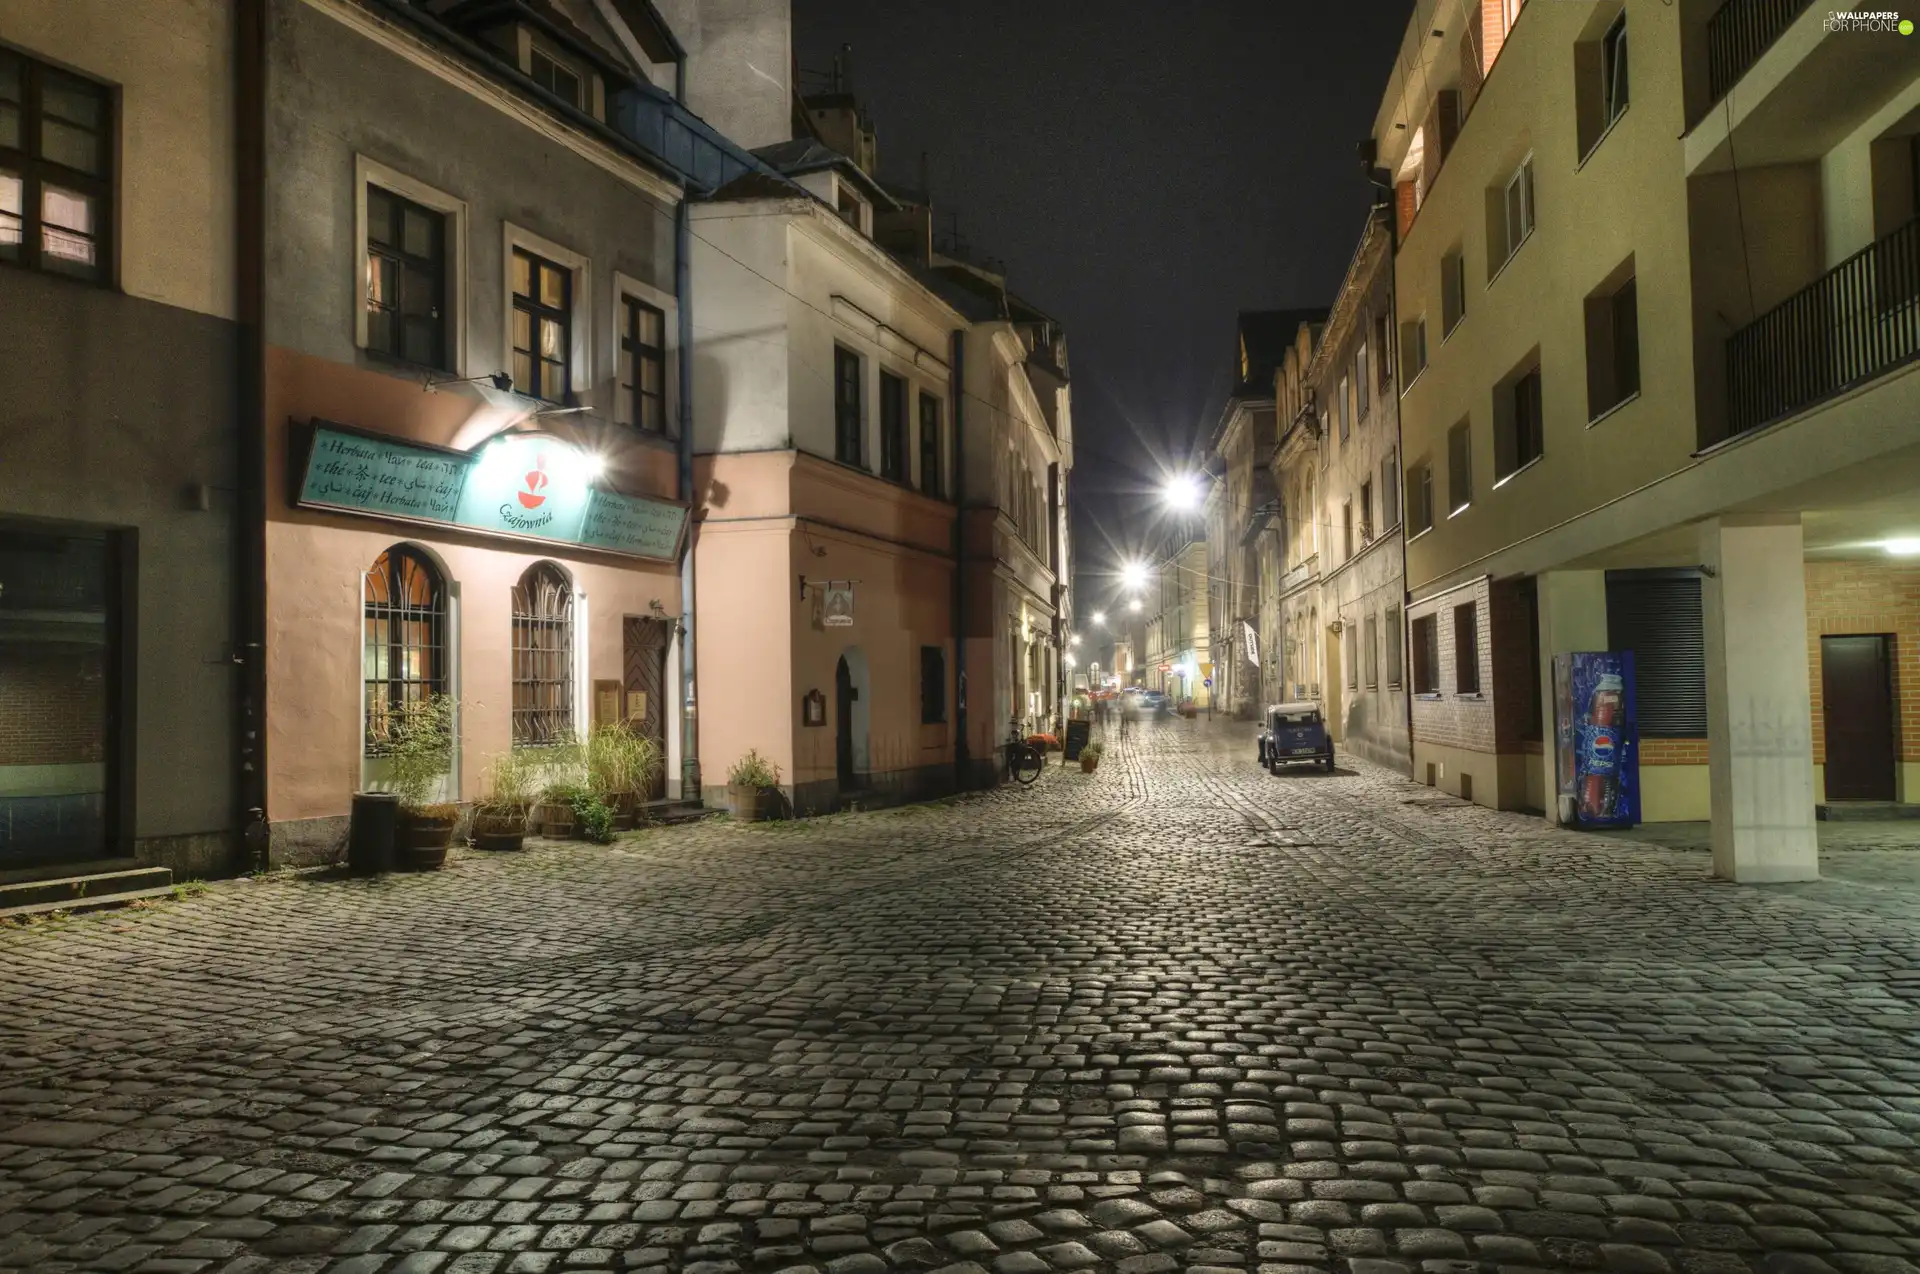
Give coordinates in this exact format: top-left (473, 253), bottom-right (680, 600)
top-left (1119, 696), bottom-right (1139, 740)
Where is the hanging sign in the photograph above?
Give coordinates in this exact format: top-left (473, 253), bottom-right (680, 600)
top-left (1240, 621), bottom-right (1260, 666)
top-left (296, 423), bottom-right (686, 561)
top-left (822, 582), bottom-right (856, 627)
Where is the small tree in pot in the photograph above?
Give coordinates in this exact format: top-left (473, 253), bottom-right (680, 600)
top-left (385, 695), bottom-right (459, 870)
top-left (587, 724), bottom-right (662, 829)
top-left (472, 750), bottom-right (538, 851)
top-left (726, 750), bottom-right (781, 823)
top-left (1080, 741), bottom-right (1105, 774)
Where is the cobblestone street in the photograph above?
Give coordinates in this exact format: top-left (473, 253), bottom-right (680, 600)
top-left (3, 717), bottom-right (1919, 1274)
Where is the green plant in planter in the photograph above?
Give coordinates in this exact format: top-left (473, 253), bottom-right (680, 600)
top-left (725, 750), bottom-right (781, 823)
top-left (587, 724), bottom-right (663, 815)
top-left (382, 694), bottom-right (460, 869)
top-left (570, 790), bottom-right (617, 844)
top-left (473, 750), bottom-right (539, 849)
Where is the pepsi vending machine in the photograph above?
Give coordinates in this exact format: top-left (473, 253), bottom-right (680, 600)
top-left (1552, 651), bottom-right (1641, 828)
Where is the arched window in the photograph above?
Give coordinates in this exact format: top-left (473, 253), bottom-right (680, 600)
top-left (364, 546), bottom-right (447, 755)
top-left (512, 561), bottom-right (574, 746)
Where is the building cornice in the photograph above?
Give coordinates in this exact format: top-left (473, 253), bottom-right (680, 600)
top-left (790, 204), bottom-right (970, 333)
top-left (1304, 211), bottom-right (1391, 385)
top-left (307, 0), bottom-right (682, 206)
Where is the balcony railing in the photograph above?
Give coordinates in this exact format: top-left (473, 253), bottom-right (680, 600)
top-left (1726, 215), bottom-right (1920, 437)
top-left (1706, 0), bottom-right (1816, 103)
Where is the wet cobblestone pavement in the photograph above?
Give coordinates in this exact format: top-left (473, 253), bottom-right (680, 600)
top-left (2, 717), bottom-right (1919, 1274)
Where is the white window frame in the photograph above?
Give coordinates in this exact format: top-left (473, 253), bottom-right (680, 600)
top-left (518, 28), bottom-right (604, 119)
top-left (833, 175), bottom-right (872, 237)
top-left (611, 270), bottom-right (680, 436)
top-left (354, 156), bottom-right (469, 375)
top-left (503, 222), bottom-right (592, 404)
top-left (1503, 156), bottom-right (1536, 263)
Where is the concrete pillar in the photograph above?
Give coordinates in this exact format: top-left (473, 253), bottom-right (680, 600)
top-left (1700, 516), bottom-right (1819, 882)
top-left (1536, 570), bottom-right (1608, 823)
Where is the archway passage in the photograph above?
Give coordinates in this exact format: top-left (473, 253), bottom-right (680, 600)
top-left (836, 655), bottom-right (856, 791)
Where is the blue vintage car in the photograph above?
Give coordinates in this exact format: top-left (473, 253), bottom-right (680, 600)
top-left (1257, 701), bottom-right (1334, 773)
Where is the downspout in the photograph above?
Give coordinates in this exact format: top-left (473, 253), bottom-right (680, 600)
top-left (1383, 199), bottom-right (1414, 775)
top-left (235, 0), bottom-right (270, 871)
top-left (676, 196), bottom-right (700, 802)
top-left (674, 57), bottom-right (700, 804)
top-left (950, 328), bottom-right (969, 789)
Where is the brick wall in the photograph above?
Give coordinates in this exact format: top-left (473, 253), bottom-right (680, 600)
top-left (1483, 0), bottom-right (1516, 74)
top-left (1408, 578), bottom-right (1496, 753)
top-left (1641, 737), bottom-right (1708, 767)
top-left (0, 648), bottom-right (107, 767)
top-left (1396, 180), bottom-right (1418, 243)
top-left (1805, 559), bottom-right (1920, 765)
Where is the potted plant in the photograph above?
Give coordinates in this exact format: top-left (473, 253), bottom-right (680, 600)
top-left (570, 789), bottom-right (618, 843)
top-left (385, 695), bottom-right (459, 871)
top-left (587, 724), bottom-right (663, 829)
top-left (472, 751), bottom-right (537, 851)
top-left (726, 750), bottom-right (781, 822)
top-left (524, 736), bottom-right (586, 837)
top-left (1080, 742), bottom-right (1105, 774)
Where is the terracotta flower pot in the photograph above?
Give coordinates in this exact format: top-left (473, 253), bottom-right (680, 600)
top-left (727, 784), bottom-right (763, 822)
top-left (395, 810), bottom-right (457, 871)
top-left (1081, 756), bottom-right (1099, 774)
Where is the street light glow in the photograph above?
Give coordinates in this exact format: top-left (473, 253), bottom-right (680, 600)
top-left (1070, 634), bottom-right (1082, 646)
top-left (1884, 538), bottom-right (1920, 556)
top-left (1164, 474), bottom-right (1203, 510)
top-left (1120, 560), bottom-right (1149, 589)
top-left (1091, 611), bottom-right (1106, 625)
top-left (1129, 599), bottom-right (1142, 613)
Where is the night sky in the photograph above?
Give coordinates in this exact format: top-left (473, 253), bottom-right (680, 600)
top-left (792, 0), bottom-right (1414, 603)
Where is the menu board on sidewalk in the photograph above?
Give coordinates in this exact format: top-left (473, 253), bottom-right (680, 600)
top-left (1063, 719), bottom-right (1092, 762)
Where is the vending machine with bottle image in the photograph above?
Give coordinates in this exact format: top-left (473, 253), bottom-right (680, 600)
top-left (1551, 650), bottom-right (1641, 828)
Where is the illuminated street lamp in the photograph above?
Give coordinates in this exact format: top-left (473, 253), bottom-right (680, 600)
top-left (1069, 634), bottom-right (1082, 646)
top-left (1091, 611), bottom-right (1106, 626)
top-left (1121, 560), bottom-right (1149, 590)
top-left (1164, 474), bottom-right (1204, 511)
top-left (1129, 599), bottom-right (1142, 613)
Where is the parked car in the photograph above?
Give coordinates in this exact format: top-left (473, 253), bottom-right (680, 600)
top-left (1257, 701), bottom-right (1334, 773)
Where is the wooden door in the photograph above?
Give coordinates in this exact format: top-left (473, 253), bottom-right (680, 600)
top-left (1821, 634), bottom-right (1896, 802)
top-left (836, 656), bottom-right (855, 790)
top-left (623, 617), bottom-right (670, 799)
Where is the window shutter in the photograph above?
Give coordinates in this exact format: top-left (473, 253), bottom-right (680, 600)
top-left (1604, 571), bottom-right (1707, 738)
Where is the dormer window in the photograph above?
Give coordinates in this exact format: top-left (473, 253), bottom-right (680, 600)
top-left (530, 45), bottom-right (583, 109)
top-left (835, 181), bottom-right (869, 236)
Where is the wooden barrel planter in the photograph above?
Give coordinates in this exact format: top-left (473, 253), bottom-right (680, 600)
top-left (395, 809), bottom-right (458, 871)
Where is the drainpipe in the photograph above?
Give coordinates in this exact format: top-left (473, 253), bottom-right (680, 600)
top-left (234, 0), bottom-right (270, 872)
top-left (1380, 194), bottom-right (1414, 775)
top-left (676, 196), bottom-right (700, 803)
top-left (950, 328), bottom-right (969, 789)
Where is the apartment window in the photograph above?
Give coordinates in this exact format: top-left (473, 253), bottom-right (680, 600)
top-left (0, 50), bottom-right (112, 281)
top-left (364, 187), bottom-right (448, 370)
top-left (512, 562), bottom-right (575, 747)
top-left (1342, 500), bottom-right (1354, 561)
top-left (1585, 267), bottom-right (1640, 420)
top-left (363, 546), bottom-right (448, 755)
top-left (618, 295), bottom-right (667, 432)
top-left (1356, 342), bottom-right (1370, 420)
top-left (836, 183), bottom-right (867, 235)
top-left (511, 247), bottom-right (572, 402)
top-left (1337, 375), bottom-right (1350, 441)
top-left (880, 371), bottom-right (908, 483)
top-left (1385, 605), bottom-right (1404, 689)
top-left (1453, 602), bottom-right (1481, 695)
top-left (1346, 623), bottom-right (1358, 690)
top-left (1497, 158), bottom-right (1536, 269)
top-left (1441, 248), bottom-right (1466, 336)
top-left (1374, 313), bottom-right (1392, 394)
top-left (1447, 420), bottom-right (1472, 514)
top-left (1319, 412), bottom-right (1331, 468)
top-left (1400, 317), bottom-right (1428, 383)
top-left (1380, 452), bottom-right (1401, 531)
top-left (1497, 364), bottom-right (1545, 479)
top-left (1408, 460), bottom-right (1434, 535)
top-left (1411, 614), bottom-right (1440, 694)
top-left (1360, 480), bottom-right (1374, 544)
top-left (920, 646), bottom-right (947, 723)
top-left (919, 392), bottom-right (943, 497)
top-left (834, 346), bottom-right (863, 467)
top-left (1603, 15), bottom-right (1629, 128)
top-left (530, 46), bottom-right (583, 109)
top-left (1364, 614), bottom-right (1380, 689)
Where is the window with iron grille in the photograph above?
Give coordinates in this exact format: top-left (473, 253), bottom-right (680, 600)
top-left (919, 391), bottom-right (943, 496)
top-left (834, 345), bottom-right (863, 466)
top-left (366, 186), bottom-right (448, 370)
top-left (512, 562), bottom-right (575, 747)
top-left (880, 371), bottom-right (908, 482)
top-left (363, 547), bottom-right (448, 755)
top-left (512, 247), bottom-right (571, 402)
top-left (0, 49), bottom-right (112, 282)
top-left (618, 295), bottom-right (667, 433)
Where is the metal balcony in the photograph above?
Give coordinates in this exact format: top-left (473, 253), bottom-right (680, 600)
top-left (1726, 215), bottom-right (1920, 437)
top-left (1706, 0), bottom-right (1817, 104)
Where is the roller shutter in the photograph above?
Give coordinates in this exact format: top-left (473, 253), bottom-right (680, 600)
top-left (1605, 570), bottom-right (1707, 738)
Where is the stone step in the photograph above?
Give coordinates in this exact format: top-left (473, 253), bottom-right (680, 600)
top-left (0, 863), bottom-right (175, 919)
top-left (1818, 801), bottom-right (1920, 822)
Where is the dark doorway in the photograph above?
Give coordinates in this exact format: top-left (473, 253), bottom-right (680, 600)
top-left (1821, 634), bottom-right (1897, 802)
top-left (835, 655), bottom-right (856, 790)
top-left (623, 617), bottom-right (670, 799)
